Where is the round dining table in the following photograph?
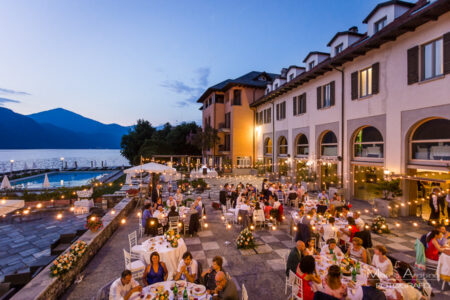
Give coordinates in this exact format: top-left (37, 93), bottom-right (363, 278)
top-left (133, 236), bottom-right (187, 275)
top-left (129, 280), bottom-right (208, 300)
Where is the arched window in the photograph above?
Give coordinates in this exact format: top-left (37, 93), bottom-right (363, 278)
top-left (278, 136), bottom-right (288, 155)
top-left (264, 138), bottom-right (272, 155)
top-left (411, 119), bottom-right (450, 161)
top-left (320, 131), bottom-right (338, 157)
top-left (295, 134), bottom-right (309, 156)
top-left (354, 126), bottom-right (384, 159)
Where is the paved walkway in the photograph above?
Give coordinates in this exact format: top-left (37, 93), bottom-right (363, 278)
top-left (0, 211), bottom-right (85, 281)
top-left (61, 177), bottom-right (449, 299)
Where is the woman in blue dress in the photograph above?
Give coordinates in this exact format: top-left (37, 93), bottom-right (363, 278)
top-left (143, 252), bottom-right (168, 285)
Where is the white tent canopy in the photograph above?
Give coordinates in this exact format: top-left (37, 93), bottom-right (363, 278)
top-left (1, 175), bottom-right (11, 190)
top-left (124, 162), bottom-right (177, 175)
top-left (43, 173), bottom-right (50, 188)
top-left (0, 200), bottom-right (24, 215)
top-left (125, 173), bottom-right (132, 185)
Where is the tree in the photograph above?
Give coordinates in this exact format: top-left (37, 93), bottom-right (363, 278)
top-left (120, 119), bottom-right (155, 165)
top-left (190, 126), bottom-right (220, 153)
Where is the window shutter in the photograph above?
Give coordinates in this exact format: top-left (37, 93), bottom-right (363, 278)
top-left (330, 81), bottom-right (335, 106)
top-left (293, 97), bottom-right (297, 116)
top-left (372, 62), bottom-right (379, 94)
top-left (276, 104), bottom-right (279, 120)
top-left (302, 93), bottom-right (307, 114)
top-left (444, 32), bottom-right (450, 75)
top-left (351, 71), bottom-right (358, 100)
top-left (407, 46), bottom-right (419, 85)
top-left (317, 86), bottom-right (322, 109)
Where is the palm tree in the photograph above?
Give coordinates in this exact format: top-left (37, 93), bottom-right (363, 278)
top-left (189, 126), bottom-right (220, 167)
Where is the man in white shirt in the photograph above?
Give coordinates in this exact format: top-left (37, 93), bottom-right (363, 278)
top-left (109, 270), bottom-right (142, 300)
top-left (174, 251), bottom-right (198, 283)
top-left (353, 211), bottom-right (365, 231)
top-left (175, 189), bottom-right (183, 206)
top-left (320, 217), bottom-right (340, 242)
top-left (167, 196), bottom-right (177, 208)
top-left (320, 238), bottom-right (343, 257)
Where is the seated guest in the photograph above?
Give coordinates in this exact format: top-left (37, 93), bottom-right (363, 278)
top-left (142, 204), bottom-right (152, 228)
top-left (296, 256), bottom-right (321, 300)
top-left (353, 274), bottom-right (386, 300)
top-left (298, 204), bottom-right (305, 218)
top-left (326, 204), bottom-right (337, 217)
top-left (286, 241), bottom-right (305, 276)
top-left (213, 271), bottom-right (238, 300)
top-left (303, 191), bottom-right (310, 202)
top-left (372, 245), bottom-right (393, 277)
top-left (168, 205), bottom-right (179, 218)
top-left (143, 252), bottom-right (168, 285)
top-left (305, 238), bottom-right (318, 256)
top-left (340, 217), bottom-right (359, 242)
top-left (191, 199), bottom-right (203, 217)
top-left (152, 206), bottom-right (164, 219)
top-left (253, 202), bottom-right (265, 223)
top-left (320, 238), bottom-right (343, 257)
top-left (174, 251), bottom-right (198, 283)
top-left (166, 196), bottom-right (177, 208)
top-left (154, 198), bottom-right (164, 210)
top-left (318, 189), bottom-right (329, 202)
top-left (431, 225), bottom-right (450, 247)
top-left (263, 201), bottom-right (272, 219)
top-left (175, 188), bottom-right (183, 206)
top-left (302, 211), bottom-right (314, 227)
top-left (202, 256), bottom-right (223, 294)
top-left (426, 230), bottom-right (447, 261)
top-left (273, 198), bottom-right (281, 210)
top-left (320, 265), bottom-right (347, 299)
top-left (353, 211), bottom-right (365, 231)
top-left (346, 237), bottom-right (367, 264)
top-left (339, 205), bottom-right (351, 219)
top-left (320, 217), bottom-right (340, 242)
top-left (109, 269), bottom-right (142, 300)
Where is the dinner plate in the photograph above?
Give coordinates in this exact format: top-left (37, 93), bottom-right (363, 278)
top-left (191, 285), bottom-right (206, 296)
top-left (176, 280), bottom-right (187, 288)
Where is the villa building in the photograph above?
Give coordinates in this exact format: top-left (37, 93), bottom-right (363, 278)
top-left (250, 0), bottom-right (450, 217)
top-left (197, 71), bottom-right (278, 174)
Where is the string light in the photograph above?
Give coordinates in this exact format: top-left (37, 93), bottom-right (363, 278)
top-left (121, 218), bottom-right (126, 224)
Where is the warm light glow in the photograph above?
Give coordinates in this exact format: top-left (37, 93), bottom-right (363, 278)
top-left (36, 203), bottom-right (42, 208)
top-left (137, 212), bottom-right (141, 217)
top-left (383, 170), bottom-right (390, 175)
top-left (272, 225), bottom-right (276, 231)
top-left (204, 223), bottom-right (208, 228)
top-left (395, 223), bottom-right (400, 227)
top-left (293, 226), bottom-right (297, 231)
top-left (1, 199), bottom-right (6, 204)
top-left (250, 225), bottom-right (255, 230)
top-left (413, 222), bottom-right (418, 227)
top-left (56, 213), bottom-right (63, 220)
top-left (150, 220), bottom-right (155, 225)
top-left (111, 210), bottom-right (116, 215)
top-left (121, 218), bottom-right (126, 224)
top-left (178, 223), bottom-right (182, 227)
top-left (23, 209), bottom-right (30, 215)
top-left (227, 224), bottom-right (231, 229)
top-left (70, 206), bottom-right (74, 212)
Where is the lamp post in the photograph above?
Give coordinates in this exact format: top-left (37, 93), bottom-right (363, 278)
top-left (60, 157), bottom-right (64, 170)
top-left (10, 160), bottom-right (14, 174)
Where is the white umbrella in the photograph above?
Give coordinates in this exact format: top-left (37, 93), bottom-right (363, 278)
top-left (1, 175), bottom-right (12, 190)
top-left (43, 173), bottom-right (50, 188)
top-left (32, 162), bottom-right (38, 169)
top-left (125, 173), bottom-right (132, 185)
top-left (23, 162), bottom-right (28, 170)
top-left (124, 162), bottom-right (177, 175)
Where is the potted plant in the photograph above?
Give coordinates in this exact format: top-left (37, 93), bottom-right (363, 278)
top-left (86, 214), bottom-right (103, 232)
top-left (372, 179), bottom-right (403, 217)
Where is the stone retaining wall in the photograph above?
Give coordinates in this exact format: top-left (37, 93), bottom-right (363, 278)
top-left (11, 196), bottom-right (137, 300)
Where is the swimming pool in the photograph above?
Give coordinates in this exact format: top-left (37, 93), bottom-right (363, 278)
top-left (12, 171), bottom-right (113, 188)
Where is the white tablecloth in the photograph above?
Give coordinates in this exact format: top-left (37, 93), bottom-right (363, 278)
top-left (0, 200), bottom-right (24, 215)
top-left (437, 253), bottom-right (450, 281)
top-left (134, 236), bottom-right (187, 275)
top-left (129, 280), bottom-right (207, 300)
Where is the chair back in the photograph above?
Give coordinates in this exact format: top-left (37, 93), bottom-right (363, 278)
top-left (241, 283), bottom-right (248, 300)
top-left (128, 231), bottom-right (137, 249)
top-left (196, 260), bottom-right (203, 284)
top-left (169, 216), bottom-right (180, 228)
top-left (123, 249), bottom-right (131, 269)
top-left (422, 278), bottom-right (432, 300)
top-left (292, 274), bottom-right (303, 299)
top-left (288, 270), bottom-right (297, 285)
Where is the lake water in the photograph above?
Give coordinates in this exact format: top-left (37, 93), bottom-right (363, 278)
top-left (0, 149), bottom-right (129, 172)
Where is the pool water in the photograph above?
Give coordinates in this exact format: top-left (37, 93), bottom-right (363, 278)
top-left (12, 171), bottom-right (113, 188)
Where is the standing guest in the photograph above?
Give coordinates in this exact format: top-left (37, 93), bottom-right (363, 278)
top-left (286, 241), bottom-right (305, 276)
top-left (202, 256), bottom-right (223, 294)
top-left (213, 271), bottom-right (238, 300)
top-left (142, 204), bottom-right (152, 228)
top-left (166, 196), bottom-right (177, 208)
top-left (304, 238), bottom-right (318, 256)
top-left (191, 198), bottom-right (203, 217)
top-left (174, 251), bottom-right (198, 283)
top-left (371, 245), bottom-right (393, 277)
top-left (295, 256), bottom-right (321, 300)
top-left (346, 237), bottom-right (367, 263)
top-left (425, 230), bottom-right (449, 261)
top-left (154, 198), bottom-right (164, 210)
top-left (353, 211), bottom-right (365, 231)
top-left (320, 238), bottom-right (343, 256)
top-left (219, 185), bottom-right (227, 207)
top-left (143, 252), bottom-right (168, 285)
top-left (318, 189), bottom-right (329, 203)
top-left (446, 192), bottom-right (450, 219)
top-left (353, 274), bottom-right (386, 300)
top-left (175, 188), bottom-right (183, 206)
top-left (429, 191), bottom-right (440, 222)
top-left (109, 270), bottom-right (142, 300)
top-left (320, 265), bottom-right (347, 299)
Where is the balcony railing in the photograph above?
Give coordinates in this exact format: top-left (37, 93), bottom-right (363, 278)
top-left (231, 98), bottom-right (241, 106)
top-left (219, 145), bottom-right (230, 152)
top-left (218, 122), bottom-right (230, 129)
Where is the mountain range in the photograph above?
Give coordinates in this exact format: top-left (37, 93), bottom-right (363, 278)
top-left (0, 107), bottom-right (131, 149)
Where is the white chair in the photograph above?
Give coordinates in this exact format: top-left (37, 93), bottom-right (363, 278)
top-left (138, 222), bottom-right (144, 239)
top-left (422, 278), bottom-right (432, 299)
top-left (241, 283), bottom-right (248, 300)
top-left (123, 249), bottom-right (145, 279)
top-left (128, 231), bottom-right (142, 256)
top-left (253, 209), bottom-right (265, 228)
top-left (284, 258), bottom-right (297, 295)
top-left (291, 273), bottom-right (303, 300)
top-left (168, 216), bottom-right (180, 234)
top-left (222, 207), bottom-right (235, 224)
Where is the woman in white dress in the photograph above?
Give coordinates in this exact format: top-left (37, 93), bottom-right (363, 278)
top-left (371, 245), bottom-right (393, 277)
top-left (346, 237), bottom-right (367, 263)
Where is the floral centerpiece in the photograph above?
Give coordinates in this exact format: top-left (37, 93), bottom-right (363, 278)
top-left (50, 241), bottom-right (88, 277)
top-left (236, 228), bottom-right (255, 249)
top-left (164, 229), bottom-right (181, 248)
top-left (152, 289), bottom-right (169, 300)
top-left (86, 215), bottom-right (103, 232)
top-left (371, 216), bottom-right (390, 234)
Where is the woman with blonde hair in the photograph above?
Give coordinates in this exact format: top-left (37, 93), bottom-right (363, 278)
top-left (346, 237), bottom-right (367, 263)
top-left (372, 245), bottom-right (393, 276)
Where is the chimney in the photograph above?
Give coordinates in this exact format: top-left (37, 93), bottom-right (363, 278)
top-left (349, 26), bottom-right (358, 33)
top-left (281, 68), bottom-right (288, 77)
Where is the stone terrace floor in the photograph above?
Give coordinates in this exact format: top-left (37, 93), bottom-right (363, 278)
top-left (61, 176), bottom-right (449, 299)
top-left (0, 211), bottom-right (86, 281)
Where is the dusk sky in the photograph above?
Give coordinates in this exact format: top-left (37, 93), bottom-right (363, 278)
top-left (0, 0), bottom-right (383, 127)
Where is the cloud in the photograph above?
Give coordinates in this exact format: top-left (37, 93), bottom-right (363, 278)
top-left (0, 87), bottom-right (30, 96)
top-left (161, 67), bottom-right (211, 108)
top-left (0, 97), bottom-right (20, 106)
